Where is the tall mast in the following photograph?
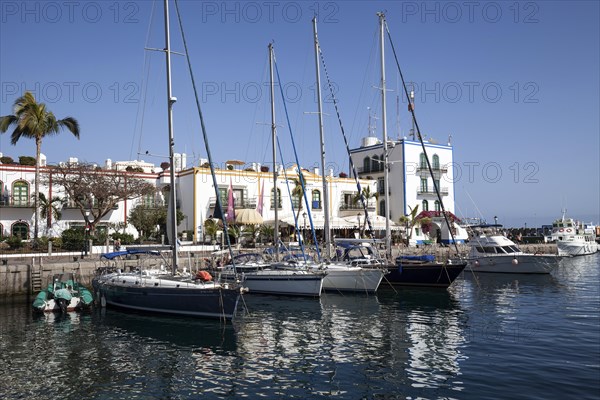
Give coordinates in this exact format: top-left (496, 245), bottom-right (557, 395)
top-left (269, 43), bottom-right (279, 262)
top-left (378, 12), bottom-right (392, 260)
top-left (313, 17), bottom-right (331, 260)
top-left (164, 0), bottom-right (178, 273)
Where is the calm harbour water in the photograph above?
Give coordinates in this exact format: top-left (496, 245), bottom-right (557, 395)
top-left (1, 254), bottom-right (598, 400)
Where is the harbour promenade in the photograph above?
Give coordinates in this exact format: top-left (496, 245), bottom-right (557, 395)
top-left (0, 243), bottom-right (558, 297)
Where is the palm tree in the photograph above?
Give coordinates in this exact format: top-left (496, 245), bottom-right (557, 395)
top-left (38, 193), bottom-right (65, 231)
top-left (398, 205), bottom-right (419, 245)
top-left (0, 92), bottom-right (80, 242)
top-left (291, 177), bottom-right (304, 218)
top-left (353, 186), bottom-right (379, 235)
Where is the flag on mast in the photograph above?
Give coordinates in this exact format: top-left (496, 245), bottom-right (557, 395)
top-left (256, 177), bottom-right (264, 216)
top-left (227, 178), bottom-right (235, 223)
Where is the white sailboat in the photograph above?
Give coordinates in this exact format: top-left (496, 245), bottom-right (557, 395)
top-left (93, 0), bottom-right (244, 319)
top-left (219, 43), bottom-right (325, 297)
top-left (306, 17), bottom-right (385, 293)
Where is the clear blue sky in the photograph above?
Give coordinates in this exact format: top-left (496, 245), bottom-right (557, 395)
top-left (1, 1), bottom-right (598, 227)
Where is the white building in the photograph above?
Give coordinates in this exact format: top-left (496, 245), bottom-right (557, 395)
top-left (349, 135), bottom-right (466, 244)
top-left (0, 155), bottom-right (376, 243)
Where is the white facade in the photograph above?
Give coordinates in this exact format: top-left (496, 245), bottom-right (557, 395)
top-left (1, 156), bottom-right (376, 242)
top-left (350, 136), bottom-right (465, 244)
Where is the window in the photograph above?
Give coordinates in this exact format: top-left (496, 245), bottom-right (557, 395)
top-left (435, 200), bottom-right (441, 212)
top-left (422, 200), bottom-right (429, 211)
top-left (0, 223), bottom-right (3, 238)
top-left (371, 155), bottom-right (380, 172)
top-left (292, 191), bottom-right (301, 210)
top-left (419, 153), bottom-right (427, 169)
top-left (12, 221), bottom-right (29, 240)
top-left (270, 188), bottom-right (282, 209)
top-left (312, 190), bottom-right (321, 209)
top-left (432, 154), bottom-right (440, 169)
top-left (379, 200), bottom-right (386, 217)
top-left (0, 180), bottom-right (3, 204)
top-left (378, 178), bottom-right (385, 195)
top-left (363, 157), bottom-right (370, 173)
top-left (420, 178), bottom-right (428, 193)
top-left (13, 181), bottom-right (29, 206)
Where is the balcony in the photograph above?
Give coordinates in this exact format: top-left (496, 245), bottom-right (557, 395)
top-left (417, 165), bottom-right (448, 177)
top-left (208, 197), bottom-right (257, 209)
top-left (0, 198), bottom-right (33, 208)
top-left (358, 164), bottom-right (385, 174)
top-left (339, 202), bottom-right (376, 211)
top-left (417, 186), bottom-right (449, 196)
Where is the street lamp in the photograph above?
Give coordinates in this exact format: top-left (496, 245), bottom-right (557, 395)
top-left (83, 210), bottom-right (90, 258)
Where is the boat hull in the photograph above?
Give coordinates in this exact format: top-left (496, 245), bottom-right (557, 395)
top-left (467, 255), bottom-right (558, 274)
top-left (320, 265), bottom-right (384, 293)
top-left (93, 274), bottom-right (241, 319)
top-left (223, 271), bottom-right (323, 297)
top-left (557, 241), bottom-right (598, 257)
top-left (383, 262), bottom-right (466, 288)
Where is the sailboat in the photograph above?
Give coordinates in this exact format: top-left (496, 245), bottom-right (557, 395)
top-left (307, 17), bottom-right (385, 293)
top-left (331, 13), bottom-right (466, 288)
top-left (218, 43), bottom-right (326, 297)
top-left (92, 0), bottom-right (244, 319)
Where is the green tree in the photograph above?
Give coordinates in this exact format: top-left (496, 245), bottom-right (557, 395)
top-left (129, 205), bottom-right (161, 240)
top-left (398, 205), bottom-right (420, 245)
top-left (353, 186), bottom-right (379, 235)
top-left (0, 92), bottom-right (79, 241)
top-left (38, 193), bottom-right (65, 230)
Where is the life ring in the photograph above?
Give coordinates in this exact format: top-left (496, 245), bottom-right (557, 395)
top-left (566, 228), bottom-right (572, 232)
top-left (559, 229), bottom-right (564, 232)
top-left (196, 270), bottom-right (213, 282)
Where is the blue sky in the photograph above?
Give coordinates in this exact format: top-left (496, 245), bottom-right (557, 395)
top-left (1, 1), bottom-right (598, 227)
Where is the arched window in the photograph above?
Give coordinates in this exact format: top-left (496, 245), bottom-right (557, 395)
top-left (432, 154), bottom-right (440, 170)
top-left (371, 155), bottom-right (379, 172)
top-left (13, 181), bottom-right (29, 207)
top-left (12, 221), bottom-right (29, 240)
top-left (419, 153), bottom-right (427, 169)
top-left (363, 157), bottom-right (370, 173)
top-left (270, 188), bottom-right (282, 209)
top-left (0, 180), bottom-right (3, 205)
top-left (312, 190), bottom-right (321, 209)
top-left (0, 223), bottom-right (3, 239)
top-left (435, 200), bottom-right (441, 212)
top-left (422, 200), bottom-right (429, 211)
top-left (379, 200), bottom-right (386, 217)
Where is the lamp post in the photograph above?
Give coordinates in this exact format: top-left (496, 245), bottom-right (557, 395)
top-left (83, 210), bottom-right (90, 258)
top-left (302, 212), bottom-right (307, 244)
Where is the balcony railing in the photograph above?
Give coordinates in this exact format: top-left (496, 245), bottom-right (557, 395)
top-left (339, 202), bottom-right (376, 211)
top-left (417, 187), bottom-right (449, 195)
top-left (357, 164), bottom-right (385, 174)
top-left (0, 198), bottom-right (33, 207)
top-left (417, 165), bottom-right (448, 175)
top-left (208, 197), bottom-right (257, 209)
